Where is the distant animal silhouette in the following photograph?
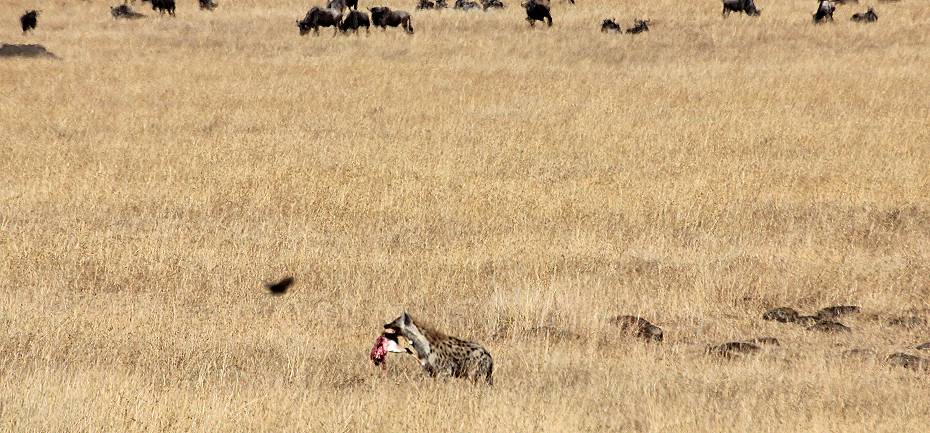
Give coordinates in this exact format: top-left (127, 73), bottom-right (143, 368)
top-left (481, 0), bottom-right (505, 10)
top-left (111, 4), bottom-right (146, 19)
top-left (327, 0), bottom-right (358, 13)
top-left (813, 0), bottom-right (835, 23)
top-left (339, 10), bottom-right (370, 33)
top-left (522, 0), bottom-right (552, 27)
top-left (265, 276), bottom-right (294, 295)
top-left (20, 10), bottom-right (39, 33)
top-left (722, 0), bottom-right (761, 17)
top-left (369, 7), bottom-right (414, 34)
top-left (199, 0), bottom-right (218, 11)
top-left (626, 19), bottom-right (650, 34)
top-left (297, 6), bottom-right (343, 36)
top-left (454, 0), bottom-right (481, 10)
top-left (141, 0), bottom-right (176, 16)
top-left (851, 7), bottom-right (877, 22)
top-left (601, 18), bottom-right (621, 33)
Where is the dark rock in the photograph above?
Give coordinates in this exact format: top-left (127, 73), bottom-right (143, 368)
top-left (707, 342), bottom-right (761, 358)
top-left (887, 316), bottom-right (927, 329)
top-left (609, 315), bottom-right (663, 342)
top-left (886, 353), bottom-right (930, 372)
top-left (762, 307), bottom-right (800, 323)
top-left (0, 43), bottom-right (58, 59)
top-left (814, 305), bottom-right (860, 321)
top-left (808, 321), bottom-right (851, 333)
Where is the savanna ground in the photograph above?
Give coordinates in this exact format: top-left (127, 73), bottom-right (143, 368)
top-left (1, 0), bottom-right (930, 431)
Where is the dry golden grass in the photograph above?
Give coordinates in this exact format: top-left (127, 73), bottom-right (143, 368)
top-left (2, 0), bottom-right (930, 431)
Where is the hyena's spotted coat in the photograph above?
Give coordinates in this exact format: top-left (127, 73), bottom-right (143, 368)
top-left (383, 312), bottom-right (494, 385)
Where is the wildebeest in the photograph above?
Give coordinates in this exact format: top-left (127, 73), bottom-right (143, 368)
top-left (369, 7), bottom-right (414, 34)
top-left (141, 0), bottom-right (176, 16)
top-left (199, 0), bottom-right (218, 11)
top-left (339, 10), bottom-right (370, 34)
top-left (327, 0), bottom-right (359, 13)
top-left (851, 7), bottom-right (878, 22)
top-left (626, 18), bottom-right (650, 34)
top-left (722, 0), bottom-right (761, 17)
top-left (481, 0), bottom-right (505, 10)
top-left (436, 0), bottom-right (449, 7)
top-left (111, 4), bottom-right (146, 19)
top-left (813, 0), bottom-right (835, 23)
top-left (416, 0), bottom-right (437, 9)
top-left (297, 7), bottom-right (343, 35)
top-left (522, 0), bottom-right (552, 27)
top-left (600, 18), bottom-right (621, 33)
top-left (455, 0), bottom-right (481, 10)
top-left (20, 10), bottom-right (38, 33)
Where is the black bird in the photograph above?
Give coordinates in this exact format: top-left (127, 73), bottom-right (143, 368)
top-left (20, 10), bottom-right (38, 33)
top-left (265, 276), bottom-right (294, 295)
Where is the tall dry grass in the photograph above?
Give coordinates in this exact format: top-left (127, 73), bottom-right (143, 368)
top-left (1, 0), bottom-right (929, 431)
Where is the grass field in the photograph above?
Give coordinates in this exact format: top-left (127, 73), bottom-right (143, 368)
top-left (1, 0), bottom-right (929, 431)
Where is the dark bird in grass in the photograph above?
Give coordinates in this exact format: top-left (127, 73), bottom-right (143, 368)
top-left (21, 10), bottom-right (39, 33)
top-left (265, 276), bottom-right (294, 295)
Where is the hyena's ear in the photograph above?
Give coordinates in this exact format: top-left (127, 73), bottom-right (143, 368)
top-left (401, 312), bottom-right (412, 326)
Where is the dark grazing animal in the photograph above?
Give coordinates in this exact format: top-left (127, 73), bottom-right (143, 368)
top-left (523, 0), bottom-right (552, 27)
top-left (369, 7), bottom-right (414, 34)
top-left (20, 10), bottom-right (38, 33)
top-left (626, 18), bottom-right (650, 34)
top-left (455, 0), bottom-right (481, 10)
top-left (297, 7), bottom-right (343, 35)
top-left (416, 0), bottom-right (437, 9)
top-left (339, 10), bottom-right (370, 33)
top-left (141, 0), bottom-right (176, 16)
top-left (199, 0), bottom-right (218, 11)
top-left (851, 7), bottom-right (878, 22)
top-left (327, 0), bottom-right (358, 13)
top-left (481, 0), bottom-right (505, 10)
top-left (722, 0), bottom-right (761, 17)
top-left (600, 18), bottom-right (621, 33)
top-left (111, 4), bottom-right (146, 19)
top-left (813, 0), bottom-right (835, 23)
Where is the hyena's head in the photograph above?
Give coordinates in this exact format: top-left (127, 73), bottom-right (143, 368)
top-left (383, 312), bottom-right (430, 358)
top-left (381, 331), bottom-right (413, 355)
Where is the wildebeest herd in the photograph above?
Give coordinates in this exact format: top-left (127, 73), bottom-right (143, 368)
top-left (7, 0), bottom-right (892, 42)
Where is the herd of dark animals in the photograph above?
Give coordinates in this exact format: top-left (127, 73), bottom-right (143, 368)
top-left (8, 0), bottom-right (894, 44)
top-left (297, 1), bottom-right (414, 36)
top-left (264, 277), bottom-right (930, 384)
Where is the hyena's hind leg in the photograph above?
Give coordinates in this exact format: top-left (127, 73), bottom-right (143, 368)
top-left (470, 349), bottom-right (494, 385)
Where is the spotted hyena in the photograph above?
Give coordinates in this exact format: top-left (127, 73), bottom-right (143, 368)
top-left (383, 312), bottom-right (494, 385)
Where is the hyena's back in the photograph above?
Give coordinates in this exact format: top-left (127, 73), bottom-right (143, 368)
top-left (433, 337), bottom-right (494, 385)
